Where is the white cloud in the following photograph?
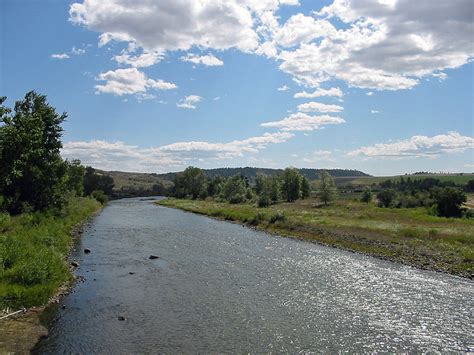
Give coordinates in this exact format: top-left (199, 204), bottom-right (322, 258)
top-left (95, 68), bottom-right (177, 96)
top-left (69, 0), bottom-right (259, 52)
top-left (371, 109), bottom-right (380, 114)
top-left (62, 131), bottom-right (294, 172)
top-left (114, 51), bottom-right (164, 68)
top-left (294, 87), bottom-right (343, 98)
top-left (51, 53), bottom-right (70, 59)
top-left (71, 46), bottom-right (86, 55)
top-left (176, 95), bottom-right (202, 109)
top-left (302, 150), bottom-right (335, 163)
top-left (348, 132), bottom-right (474, 159)
top-left (297, 101), bottom-right (344, 113)
top-left (277, 85), bottom-right (290, 91)
top-left (261, 112), bottom-right (345, 131)
top-left (277, 0), bottom-right (473, 90)
top-left (366, 91), bottom-right (374, 96)
top-left (213, 96), bottom-right (221, 101)
top-left (180, 53), bottom-right (224, 66)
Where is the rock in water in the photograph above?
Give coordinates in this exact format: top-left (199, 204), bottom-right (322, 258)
top-left (149, 255), bottom-right (159, 260)
top-left (84, 248), bottom-right (91, 254)
top-left (71, 261), bottom-right (80, 267)
top-left (118, 316), bottom-right (126, 321)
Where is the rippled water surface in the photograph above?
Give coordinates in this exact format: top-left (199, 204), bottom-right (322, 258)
top-left (35, 198), bottom-right (473, 353)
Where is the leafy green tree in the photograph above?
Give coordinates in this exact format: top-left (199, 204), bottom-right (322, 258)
top-left (361, 187), bottom-right (373, 204)
top-left (318, 170), bottom-right (337, 206)
top-left (65, 159), bottom-right (85, 197)
top-left (220, 175), bottom-right (248, 204)
top-left (376, 189), bottom-right (397, 208)
top-left (173, 166), bottom-right (207, 199)
top-left (83, 167), bottom-right (114, 196)
top-left (466, 180), bottom-right (474, 192)
top-left (301, 176), bottom-right (311, 199)
top-left (0, 92), bottom-right (67, 214)
top-left (281, 168), bottom-right (302, 202)
top-left (431, 187), bottom-right (466, 218)
top-left (269, 177), bottom-right (281, 203)
top-left (207, 176), bottom-right (225, 197)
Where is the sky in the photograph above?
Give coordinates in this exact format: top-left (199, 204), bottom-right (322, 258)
top-left (1, 0), bottom-right (473, 176)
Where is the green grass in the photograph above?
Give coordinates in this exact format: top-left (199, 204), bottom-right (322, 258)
top-left (0, 197), bottom-right (102, 309)
top-left (338, 173), bottom-right (474, 187)
top-left (159, 197), bottom-right (474, 278)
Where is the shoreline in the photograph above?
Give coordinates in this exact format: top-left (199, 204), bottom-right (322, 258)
top-left (157, 198), bottom-right (473, 280)
top-left (0, 207), bottom-right (103, 353)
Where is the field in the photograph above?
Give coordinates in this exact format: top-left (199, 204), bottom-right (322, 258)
top-left (159, 197), bottom-right (474, 278)
top-left (97, 170), bottom-right (173, 192)
top-left (0, 197), bottom-right (102, 309)
top-left (336, 173), bottom-right (474, 187)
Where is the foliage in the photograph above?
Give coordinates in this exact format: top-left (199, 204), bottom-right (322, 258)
top-left (220, 175), bottom-right (249, 204)
top-left (281, 168), bottom-right (302, 202)
top-left (0, 92), bottom-right (68, 214)
top-left (431, 187), bottom-right (467, 218)
top-left (318, 170), bottom-right (337, 206)
top-left (0, 197), bottom-right (101, 309)
top-left (65, 159), bottom-right (85, 197)
top-left (361, 187), bottom-right (373, 203)
top-left (377, 189), bottom-right (397, 208)
top-left (91, 190), bottom-right (108, 204)
top-left (174, 166), bottom-right (207, 199)
top-left (301, 176), bottom-right (311, 199)
top-left (84, 167), bottom-right (115, 196)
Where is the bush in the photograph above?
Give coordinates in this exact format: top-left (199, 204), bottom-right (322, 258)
top-left (269, 211), bottom-right (286, 224)
top-left (92, 190), bottom-right (108, 204)
top-left (431, 187), bottom-right (466, 218)
top-left (377, 189), bottom-right (397, 208)
top-left (249, 212), bottom-right (267, 226)
top-left (258, 194), bottom-right (271, 208)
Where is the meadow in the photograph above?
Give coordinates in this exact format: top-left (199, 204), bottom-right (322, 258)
top-left (159, 196), bottom-right (474, 278)
top-left (0, 197), bottom-right (102, 309)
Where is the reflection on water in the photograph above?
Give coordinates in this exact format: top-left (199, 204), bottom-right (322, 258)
top-left (35, 198), bottom-right (474, 353)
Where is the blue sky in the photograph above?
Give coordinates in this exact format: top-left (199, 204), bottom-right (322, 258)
top-left (1, 0), bottom-right (473, 175)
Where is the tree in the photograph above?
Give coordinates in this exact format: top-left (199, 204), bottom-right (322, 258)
top-left (318, 170), bottom-right (337, 206)
top-left (466, 180), bottom-right (474, 193)
top-left (83, 167), bottom-right (114, 196)
top-left (376, 189), bottom-right (397, 208)
top-left (220, 175), bottom-right (248, 204)
top-left (301, 176), bottom-right (311, 199)
top-left (431, 187), bottom-right (466, 217)
top-left (281, 167), bottom-right (302, 202)
top-left (0, 92), bottom-right (68, 214)
top-left (361, 187), bottom-right (373, 204)
top-left (173, 166), bottom-right (207, 199)
top-left (65, 159), bottom-right (85, 197)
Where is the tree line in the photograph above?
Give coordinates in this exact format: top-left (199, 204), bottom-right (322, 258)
top-left (0, 92), bottom-right (114, 214)
top-left (172, 166), bottom-right (338, 207)
top-left (361, 177), bottom-right (472, 218)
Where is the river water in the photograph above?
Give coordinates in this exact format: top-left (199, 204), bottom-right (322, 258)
top-left (35, 198), bottom-right (473, 353)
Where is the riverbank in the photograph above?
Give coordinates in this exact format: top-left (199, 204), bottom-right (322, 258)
top-left (158, 198), bottom-right (473, 279)
top-left (0, 197), bottom-right (102, 352)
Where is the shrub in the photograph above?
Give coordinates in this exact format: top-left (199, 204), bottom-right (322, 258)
top-left (92, 190), bottom-right (108, 204)
top-left (431, 187), bottom-right (467, 218)
top-left (269, 211), bottom-right (286, 224)
top-left (377, 189), bottom-right (397, 208)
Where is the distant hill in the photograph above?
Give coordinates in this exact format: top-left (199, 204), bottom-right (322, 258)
top-left (156, 167), bottom-right (371, 183)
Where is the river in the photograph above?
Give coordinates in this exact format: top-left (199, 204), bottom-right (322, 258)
top-left (34, 198), bottom-right (473, 352)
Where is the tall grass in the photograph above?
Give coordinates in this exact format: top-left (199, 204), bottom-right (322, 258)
top-left (0, 197), bottom-right (101, 309)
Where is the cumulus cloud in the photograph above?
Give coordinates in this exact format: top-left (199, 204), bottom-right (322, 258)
top-left (95, 68), bottom-right (177, 96)
top-left (277, 85), bottom-right (290, 91)
top-left (114, 51), bottom-right (164, 68)
top-left (277, 0), bottom-right (473, 90)
top-left (180, 53), bottom-right (224, 66)
top-left (294, 87), bottom-right (343, 98)
top-left (297, 101), bottom-right (344, 113)
top-left (69, 0), bottom-right (260, 52)
top-left (51, 53), bottom-right (70, 59)
top-left (371, 109), bottom-right (380, 114)
top-left (261, 112), bottom-right (345, 131)
top-left (62, 131), bottom-right (294, 172)
top-left (176, 95), bottom-right (202, 109)
top-left (302, 150), bottom-right (335, 163)
top-left (348, 132), bottom-right (474, 159)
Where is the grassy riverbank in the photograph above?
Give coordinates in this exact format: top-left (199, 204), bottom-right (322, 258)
top-left (159, 198), bottom-right (473, 278)
top-left (0, 197), bottom-right (102, 310)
